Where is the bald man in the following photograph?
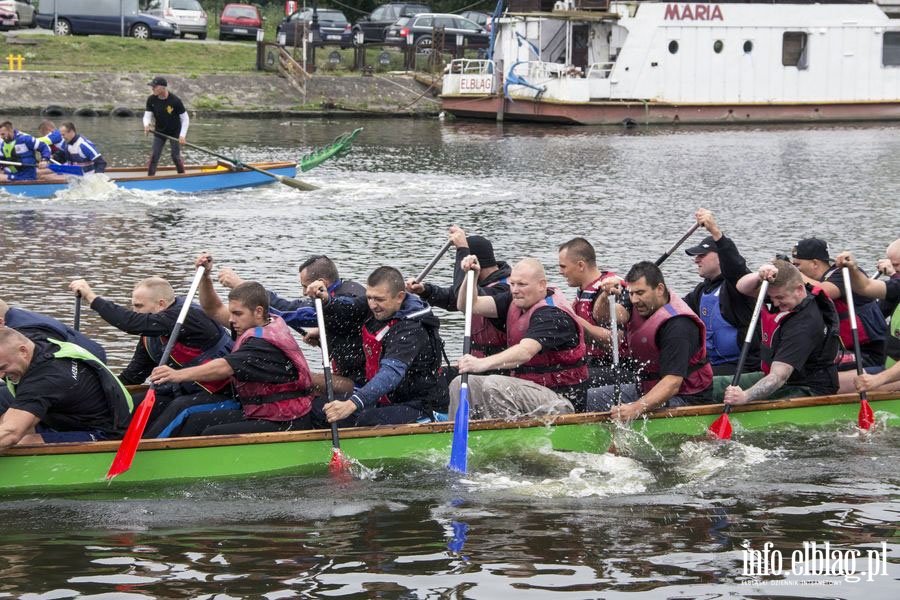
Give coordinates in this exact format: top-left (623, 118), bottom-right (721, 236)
top-left (448, 256), bottom-right (587, 419)
top-left (69, 277), bottom-right (234, 436)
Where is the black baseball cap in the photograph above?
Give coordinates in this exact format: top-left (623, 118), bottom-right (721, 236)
top-left (792, 237), bottom-right (831, 263)
top-left (467, 235), bottom-right (497, 269)
top-left (148, 76), bottom-right (168, 87)
top-left (685, 235), bottom-right (718, 256)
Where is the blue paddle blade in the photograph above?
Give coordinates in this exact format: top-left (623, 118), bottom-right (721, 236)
top-left (49, 163), bottom-right (84, 176)
top-left (448, 386), bottom-right (470, 473)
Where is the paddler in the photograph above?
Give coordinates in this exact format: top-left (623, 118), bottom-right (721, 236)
top-left (306, 266), bottom-right (450, 427)
top-left (58, 122), bottom-right (107, 174)
top-left (0, 327), bottom-right (132, 449)
top-left (586, 261), bottom-right (715, 420)
top-left (68, 276), bottom-right (234, 437)
top-left (406, 226), bottom-right (511, 359)
top-left (0, 120), bottom-right (51, 183)
top-left (449, 256), bottom-right (586, 418)
top-left (723, 259), bottom-right (840, 406)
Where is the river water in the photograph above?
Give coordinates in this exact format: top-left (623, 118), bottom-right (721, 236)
top-left (0, 116), bottom-right (898, 598)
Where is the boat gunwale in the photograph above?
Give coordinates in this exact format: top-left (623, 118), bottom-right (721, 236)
top-left (0, 161), bottom-right (297, 186)
top-left (3, 391), bottom-right (895, 458)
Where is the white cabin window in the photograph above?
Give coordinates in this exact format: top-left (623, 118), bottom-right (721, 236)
top-left (884, 32), bottom-right (900, 67)
top-left (782, 32), bottom-right (808, 69)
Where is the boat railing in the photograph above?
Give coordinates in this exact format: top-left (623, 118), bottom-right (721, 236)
top-left (512, 60), bottom-right (585, 83)
top-left (447, 58), bottom-right (495, 75)
top-left (587, 62), bottom-right (615, 80)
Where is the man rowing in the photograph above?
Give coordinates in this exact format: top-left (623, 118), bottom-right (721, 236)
top-left (307, 266), bottom-right (449, 427)
top-left (0, 121), bottom-right (51, 183)
top-left (586, 261), bottom-right (714, 420)
top-left (58, 122), bottom-right (107, 174)
top-left (406, 226), bottom-right (511, 359)
top-left (68, 276), bottom-right (233, 437)
top-left (219, 255), bottom-right (367, 386)
top-left (681, 209), bottom-right (758, 377)
top-left (876, 239), bottom-right (900, 319)
top-left (791, 237), bottom-right (886, 369)
top-left (0, 327), bottom-right (132, 450)
top-left (150, 256), bottom-right (350, 435)
top-left (449, 256), bottom-right (585, 418)
top-left (557, 236), bottom-right (628, 386)
top-left (724, 260), bottom-right (840, 406)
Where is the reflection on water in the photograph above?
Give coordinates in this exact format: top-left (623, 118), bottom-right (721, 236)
top-left (1, 116), bottom-right (899, 596)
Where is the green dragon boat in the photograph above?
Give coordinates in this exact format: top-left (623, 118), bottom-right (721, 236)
top-left (1, 392), bottom-right (897, 494)
top-left (298, 128), bottom-right (363, 172)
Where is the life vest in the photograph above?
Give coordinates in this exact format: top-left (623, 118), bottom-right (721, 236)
top-left (506, 289), bottom-right (588, 389)
top-left (141, 299), bottom-right (233, 394)
top-left (626, 291), bottom-right (713, 396)
top-left (759, 285), bottom-right (840, 374)
top-left (823, 267), bottom-right (885, 350)
top-left (6, 338), bottom-right (133, 435)
top-left (469, 277), bottom-right (508, 358)
top-left (362, 319), bottom-right (398, 406)
top-left (886, 302), bottom-right (900, 369)
top-left (699, 282), bottom-right (742, 365)
top-left (230, 315), bottom-right (313, 421)
top-left (572, 272), bottom-right (623, 362)
top-left (4, 306), bottom-right (107, 363)
top-left (1, 130), bottom-right (46, 171)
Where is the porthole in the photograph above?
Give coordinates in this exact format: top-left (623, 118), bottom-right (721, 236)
top-left (713, 40), bottom-right (724, 54)
top-left (668, 40), bottom-right (679, 54)
top-left (743, 40), bottom-right (753, 54)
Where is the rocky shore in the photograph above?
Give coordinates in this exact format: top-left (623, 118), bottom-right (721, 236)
top-left (0, 71), bottom-right (441, 119)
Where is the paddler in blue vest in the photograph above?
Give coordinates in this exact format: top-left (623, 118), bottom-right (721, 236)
top-left (724, 259), bottom-right (840, 406)
top-left (835, 250), bottom-right (900, 394)
top-left (681, 209), bottom-right (758, 383)
top-left (0, 120), bottom-right (51, 183)
top-left (36, 120), bottom-right (66, 176)
top-left (406, 226), bottom-right (512, 360)
top-left (307, 266), bottom-right (449, 427)
top-left (586, 261), bottom-right (715, 420)
top-left (0, 327), bottom-right (132, 449)
top-left (449, 256), bottom-right (586, 418)
top-left (68, 276), bottom-right (234, 437)
top-left (218, 255), bottom-right (367, 386)
top-left (58, 122), bottom-right (107, 174)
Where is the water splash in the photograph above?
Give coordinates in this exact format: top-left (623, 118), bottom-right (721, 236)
top-left (674, 439), bottom-right (771, 481)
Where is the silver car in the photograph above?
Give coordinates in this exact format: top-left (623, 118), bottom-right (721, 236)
top-left (145, 0), bottom-right (206, 39)
top-left (0, 0), bottom-right (35, 27)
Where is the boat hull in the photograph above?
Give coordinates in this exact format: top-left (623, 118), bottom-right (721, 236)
top-left (0, 393), bottom-right (897, 494)
top-left (441, 96), bottom-right (900, 126)
top-left (0, 162), bottom-right (299, 199)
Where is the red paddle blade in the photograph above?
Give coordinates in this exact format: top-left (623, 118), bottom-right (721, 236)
top-left (329, 447), bottom-right (351, 478)
top-left (858, 400), bottom-right (875, 430)
top-left (106, 390), bottom-right (157, 480)
top-left (708, 413), bottom-right (733, 440)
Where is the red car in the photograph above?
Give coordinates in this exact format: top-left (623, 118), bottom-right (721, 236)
top-left (218, 3), bottom-right (262, 40)
top-left (0, 8), bottom-right (18, 31)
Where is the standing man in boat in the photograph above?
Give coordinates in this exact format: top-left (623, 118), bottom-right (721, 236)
top-left (58, 122), bottom-right (107, 174)
top-left (449, 256), bottom-right (586, 418)
top-left (723, 259), bottom-right (840, 406)
top-left (67, 276), bottom-right (234, 437)
top-left (218, 255), bottom-right (367, 386)
top-left (307, 266), bottom-right (450, 427)
top-left (143, 76), bottom-right (188, 176)
top-left (406, 226), bottom-right (512, 359)
top-left (0, 121), bottom-right (51, 183)
top-left (0, 327), bottom-right (132, 450)
top-left (681, 209), bottom-right (757, 378)
top-left (791, 237), bottom-right (886, 369)
top-left (557, 236), bottom-right (628, 387)
top-left (585, 261), bottom-right (715, 420)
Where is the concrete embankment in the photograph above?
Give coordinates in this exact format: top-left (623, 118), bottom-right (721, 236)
top-left (0, 71), bottom-right (442, 119)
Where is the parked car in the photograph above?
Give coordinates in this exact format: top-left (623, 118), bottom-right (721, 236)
top-left (0, 0), bottom-right (34, 27)
top-left (144, 0), bottom-right (206, 39)
top-left (36, 0), bottom-right (179, 40)
top-left (0, 7), bottom-right (18, 30)
top-left (460, 10), bottom-right (491, 32)
top-left (218, 3), bottom-right (262, 40)
top-left (354, 2), bottom-right (429, 43)
top-left (277, 8), bottom-right (351, 47)
top-left (385, 13), bottom-right (488, 51)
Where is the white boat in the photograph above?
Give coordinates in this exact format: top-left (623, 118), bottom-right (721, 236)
top-left (441, 0), bottom-right (900, 125)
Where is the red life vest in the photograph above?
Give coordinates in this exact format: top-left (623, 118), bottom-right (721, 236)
top-left (824, 274), bottom-right (872, 350)
top-left (362, 319), bottom-right (397, 406)
top-left (142, 331), bottom-right (231, 394)
top-left (505, 288), bottom-right (588, 389)
top-left (626, 291), bottom-right (713, 396)
top-left (759, 285), bottom-right (838, 374)
top-left (231, 315), bottom-right (313, 421)
top-left (470, 277), bottom-right (508, 358)
top-left (573, 272), bottom-right (624, 362)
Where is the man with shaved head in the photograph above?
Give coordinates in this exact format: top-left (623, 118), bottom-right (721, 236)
top-left (69, 276), bottom-right (233, 434)
top-left (449, 256), bottom-right (588, 419)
